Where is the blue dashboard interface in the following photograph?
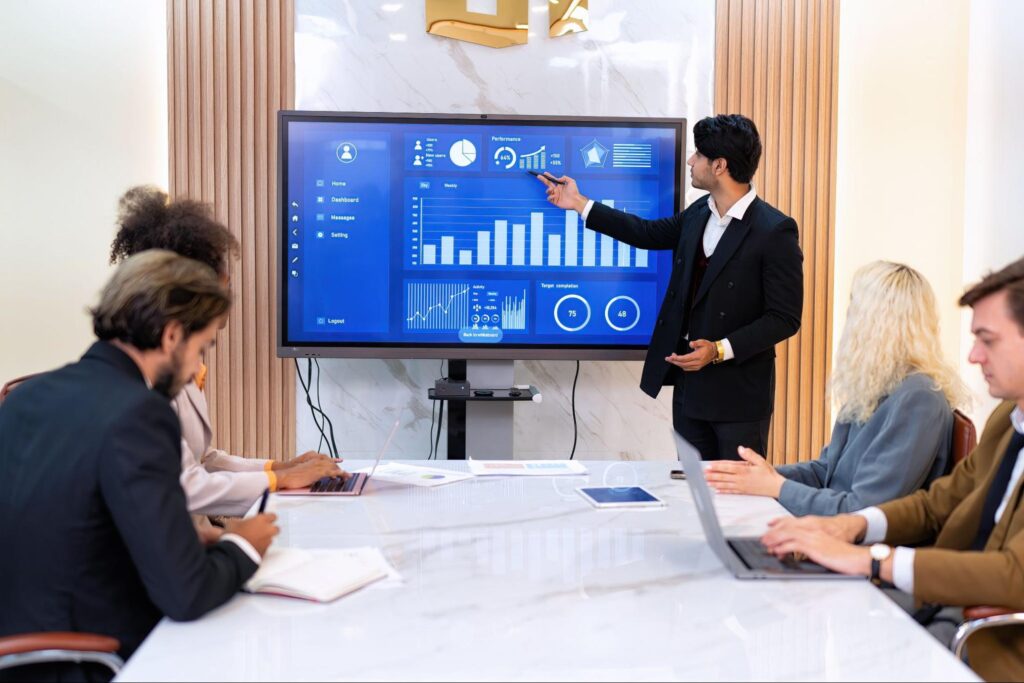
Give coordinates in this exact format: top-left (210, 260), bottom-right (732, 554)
top-left (283, 117), bottom-right (680, 348)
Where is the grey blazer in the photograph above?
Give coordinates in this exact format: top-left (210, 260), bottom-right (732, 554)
top-left (775, 373), bottom-right (952, 516)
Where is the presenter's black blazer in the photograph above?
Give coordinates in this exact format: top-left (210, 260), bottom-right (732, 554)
top-left (0, 342), bottom-right (257, 680)
top-left (587, 196), bottom-right (803, 422)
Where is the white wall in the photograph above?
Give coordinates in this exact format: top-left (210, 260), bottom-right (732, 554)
top-left (0, 1), bottom-right (167, 383)
top-left (834, 0), bottom-right (969, 375)
top-left (835, 0), bottom-right (1024, 426)
top-left (960, 0), bottom-right (1024, 422)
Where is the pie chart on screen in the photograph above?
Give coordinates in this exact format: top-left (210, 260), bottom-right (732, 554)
top-left (449, 139), bottom-right (477, 167)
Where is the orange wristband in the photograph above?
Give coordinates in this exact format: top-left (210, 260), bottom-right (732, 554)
top-left (266, 470), bottom-right (278, 492)
top-left (263, 460), bottom-right (274, 472)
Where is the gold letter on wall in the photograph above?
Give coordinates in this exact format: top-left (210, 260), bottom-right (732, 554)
top-left (425, 0), bottom-right (529, 48)
top-left (549, 0), bottom-right (589, 37)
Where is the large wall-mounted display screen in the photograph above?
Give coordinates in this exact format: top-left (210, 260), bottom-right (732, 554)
top-left (278, 112), bottom-right (684, 360)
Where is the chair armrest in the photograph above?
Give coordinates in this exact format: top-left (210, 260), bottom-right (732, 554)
top-left (963, 606), bottom-right (1016, 620)
top-left (952, 608), bottom-right (1024, 660)
top-left (0, 632), bottom-right (119, 657)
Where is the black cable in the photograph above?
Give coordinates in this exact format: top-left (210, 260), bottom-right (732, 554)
top-left (309, 360), bottom-right (329, 456)
top-left (295, 358), bottom-right (331, 455)
top-left (304, 360), bottom-right (324, 454)
top-left (434, 398), bottom-right (444, 460)
top-left (428, 398), bottom-right (438, 460)
top-left (569, 360), bottom-right (580, 460)
top-left (307, 360), bottom-right (335, 457)
top-left (312, 361), bottom-right (326, 455)
top-left (427, 359), bottom-right (447, 460)
top-left (295, 358), bottom-right (339, 458)
top-left (313, 359), bottom-right (338, 457)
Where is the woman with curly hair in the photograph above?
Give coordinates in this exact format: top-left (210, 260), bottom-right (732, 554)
top-left (704, 261), bottom-right (968, 516)
top-left (111, 186), bottom-right (345, 517)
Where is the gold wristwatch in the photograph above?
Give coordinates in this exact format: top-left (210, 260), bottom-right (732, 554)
top-left (712, 340), bottom-right (725, 364)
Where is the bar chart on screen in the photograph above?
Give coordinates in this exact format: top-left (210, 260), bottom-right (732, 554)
top-left (406, 177), bottom-right (659, 273)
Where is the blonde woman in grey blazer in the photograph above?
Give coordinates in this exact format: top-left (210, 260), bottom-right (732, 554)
top-left (705, 261), bottom-right (967, 516)
top-left (110, 186), bottom-right (345, 518)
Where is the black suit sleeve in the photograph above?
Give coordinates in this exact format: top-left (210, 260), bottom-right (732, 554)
top-left (99, 396), bottom-right (258, 621)
top-left (727, 217), bottom-right (804, 362)
top-left (584, 201), bottom-right (684, 250)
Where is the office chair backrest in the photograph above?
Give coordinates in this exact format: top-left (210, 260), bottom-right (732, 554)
top-left (951, 409), bottom-right (978, 470)
top-left (0, 631), bottom-right (123, 675)
top-left (0, 373), bottom-right (41, 407)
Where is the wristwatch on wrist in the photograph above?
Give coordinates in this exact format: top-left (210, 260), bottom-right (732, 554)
top-left (712, 340), bottom-right (725, 364)
top-left (869, 543), bottom-right (892, 585)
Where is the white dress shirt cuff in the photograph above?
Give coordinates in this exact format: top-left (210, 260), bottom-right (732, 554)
top-left (892, 547), bottom-right (916, 594)
top-left (856, 507), bottom-right (888, 544)
top-left (221, 533), bottom-right (262, 565)
top-left (580, 199), bottom-right (595, 222)
top-left (720, 338), bottom-right (735, 361)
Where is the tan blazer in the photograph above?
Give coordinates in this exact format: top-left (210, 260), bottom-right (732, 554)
top-left (171, 382), bottom-right (271, 517)
top-left (879, 401), bottom-right (1024, 682)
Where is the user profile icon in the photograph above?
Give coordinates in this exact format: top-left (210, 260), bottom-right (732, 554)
top-left (336, 142), bottom-right (358, 163)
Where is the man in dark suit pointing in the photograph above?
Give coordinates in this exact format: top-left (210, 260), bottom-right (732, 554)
top-left (539, 115), bottom-right (803, 460)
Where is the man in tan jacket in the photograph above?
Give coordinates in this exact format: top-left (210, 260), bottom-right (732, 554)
top-left (761, 255), bottom-right (1024, 682)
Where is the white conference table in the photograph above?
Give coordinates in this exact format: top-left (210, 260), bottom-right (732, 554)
top-left (117, 460), bottom-right (979, 682)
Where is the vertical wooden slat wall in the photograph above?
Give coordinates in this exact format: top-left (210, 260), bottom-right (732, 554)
top-left (716, 0), bottom-right (839, 464)
top-left (168, 0), bottom-right (296, 460)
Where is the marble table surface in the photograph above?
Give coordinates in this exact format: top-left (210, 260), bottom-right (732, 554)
top-left (116, 460), bottom-right (979, 682)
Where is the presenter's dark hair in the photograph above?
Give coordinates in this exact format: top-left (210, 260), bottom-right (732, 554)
top-left (693, 114), bottom-right (762, 184)
top-left (92, 250), bottom-right (232, 350)
top-left (110, 185), bottom-right (239, 276)
top-left (959, 256), bottom-right (1024, 331)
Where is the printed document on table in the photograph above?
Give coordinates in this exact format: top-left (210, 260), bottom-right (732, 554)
top-left (467, 460), bottom-right (588, 476)
top-left (354, 462), bottom-right (475, 487)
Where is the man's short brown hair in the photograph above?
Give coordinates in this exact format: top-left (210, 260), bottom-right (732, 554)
top-left (959, 256), bottom-right (1024, 331)
top-left (91, 250), bottom-right (232, 350)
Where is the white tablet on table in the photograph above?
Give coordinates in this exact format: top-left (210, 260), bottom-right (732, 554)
top-left (576, 486), bottom-right (666, 509)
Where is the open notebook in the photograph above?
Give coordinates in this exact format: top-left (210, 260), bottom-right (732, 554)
top-left (244, 547), bottom-right (389, 602)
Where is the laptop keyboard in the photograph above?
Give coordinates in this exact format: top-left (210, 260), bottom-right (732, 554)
top-left (727, 537), bottom-right (832, 574)
top-left (309, 475), bottom-right (359, 493)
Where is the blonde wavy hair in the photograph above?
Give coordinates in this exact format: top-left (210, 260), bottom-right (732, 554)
top-left (831, 261), bottom-right (967, 424)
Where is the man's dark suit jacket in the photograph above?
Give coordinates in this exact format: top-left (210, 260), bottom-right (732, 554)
top-left (587, 195), bottom-right (803, 422)
top-left (0, 342), bottom-right (258, 680)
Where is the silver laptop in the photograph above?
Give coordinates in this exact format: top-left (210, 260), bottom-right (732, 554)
top-left (278, 420), bottom-right (400, 497)
top-left (673, 431), bottom-right (861, 580)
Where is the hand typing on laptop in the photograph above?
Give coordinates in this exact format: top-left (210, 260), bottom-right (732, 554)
top-left (275, 459), bottom-right (350, 490)
top-left (286, 451), bottom-right (341, 467)
top-left (277, 420), bottom-right (399, 498)
top-left (761, 514), bottom-right (880, 578)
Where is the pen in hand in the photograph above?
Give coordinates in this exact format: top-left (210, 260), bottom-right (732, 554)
top-left (257, 487), bottom-right (270, 514)
top-left (526, 170), bottom-right (566, 185)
